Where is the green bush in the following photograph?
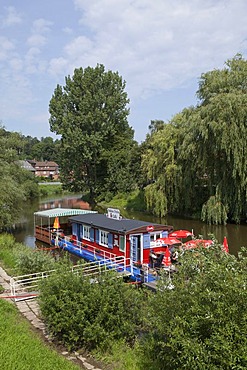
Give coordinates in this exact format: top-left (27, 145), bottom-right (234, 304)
top-left (0, 233), bottom-right (56, 275)
top-left (141, 245), bottom-right (247, 369)
top-left (0, 234), bottom-right (26, 272)
top-left (16, 248), bottom-right (57, 275)
top-left (99, 189), bottom-right (147, 212)
top-left (22, 179), bottom-right (40, 198)
top-left (39, 267), bottom-right (145, 351)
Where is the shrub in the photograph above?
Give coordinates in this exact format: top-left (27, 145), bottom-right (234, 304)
top-left (39, 267), bottom-right (145, 351)
top-left (0, 234), bottom-right (26, 272)
top-left (141, 245), bottom-right (247, 369)
top-left (16, 249), bottom-right (56, 275)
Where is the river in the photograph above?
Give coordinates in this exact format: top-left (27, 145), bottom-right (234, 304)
top-left (12, 194), bottom-right (247, 256)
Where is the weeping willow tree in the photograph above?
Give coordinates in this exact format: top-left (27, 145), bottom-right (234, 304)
top-left (141, 121), bottom-right (182, 217)
top-left (141, 55), bottom-right (247, 224)
top-left (177, 54), bottom-right (247, 224)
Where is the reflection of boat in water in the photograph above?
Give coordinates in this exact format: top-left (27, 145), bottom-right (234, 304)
top-left (39, 195), bottom-right (90, 211)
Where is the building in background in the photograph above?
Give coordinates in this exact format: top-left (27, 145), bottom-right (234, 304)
top-left (27, 160), bottom-right (59, 180)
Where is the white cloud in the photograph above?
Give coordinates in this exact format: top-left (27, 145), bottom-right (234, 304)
top-left (2, 6), bottom-right (23, 27)
top-left (25, 47), bottom-right (41, 73)
top-left (9, 57), bottom-right (23, 72)
top-left (27, 18), bottom-right (52, 48)
top-left (48, 57), bottom-right (69, 77)
top-left (27, 34), bottom-right (47, 48)
top-left (32, 18), bottom-right (53, 34)
top-left (64, 36), bottom-right (93, 58)
top-left (63, 27), bottom-right (73, 35)
top-left (0, 36), bottom-right (15, 61)
top-left (70, 0), bottom-right (247, 99)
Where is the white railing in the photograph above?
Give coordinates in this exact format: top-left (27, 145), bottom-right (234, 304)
top-left (59, 236), bottom-right (118, 261)
top-left (10, 256), bottom-right (132, 302)
top-left (10, 270), bottom-right (56, 302)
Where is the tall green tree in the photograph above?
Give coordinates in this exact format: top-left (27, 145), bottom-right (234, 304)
top-left (141, 56), bottom-right (247, 224)
top-left (49, 64), bottom-right (135, 204)
top-left (141, 120), bottom-right (182, 217)
top-left (178, 54), bottom-right (247, 223)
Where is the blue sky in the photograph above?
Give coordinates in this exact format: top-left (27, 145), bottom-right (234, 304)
top-left (1, 0), bottom-right (247, 143)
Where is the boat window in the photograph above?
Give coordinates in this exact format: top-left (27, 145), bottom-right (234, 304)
top-left (83, 226), bottom-right (90, 240)
top-left (119, 235), bottom-right (125, 252)
top-left (99, 230), bottom-right (109, 247)
top-left (150, 233), bottom-right (162, 242)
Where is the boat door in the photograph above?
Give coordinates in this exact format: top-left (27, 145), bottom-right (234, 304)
top-left (130, 235), bottom-right (141, 262)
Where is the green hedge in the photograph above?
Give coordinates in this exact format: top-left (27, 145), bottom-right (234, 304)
top-left (39, 267), bottom-right (145, 352)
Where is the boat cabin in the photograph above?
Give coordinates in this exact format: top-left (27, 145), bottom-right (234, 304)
top-left (68, 208), bottom-right (173, 264)
top-left (34, 208), bottom-right (97, 245)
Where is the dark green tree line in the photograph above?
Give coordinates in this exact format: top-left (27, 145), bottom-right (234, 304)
top-left (0, 125), bottom-right (39, 230)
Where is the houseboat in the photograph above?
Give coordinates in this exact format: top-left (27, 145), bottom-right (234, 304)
top-left (34, 207), bottom-right (176, 283)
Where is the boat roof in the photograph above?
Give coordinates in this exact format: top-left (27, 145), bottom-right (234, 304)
top-left (69, 213), bottom-right (173, 234)
top-left (34, 208), bottom-right (97, 218)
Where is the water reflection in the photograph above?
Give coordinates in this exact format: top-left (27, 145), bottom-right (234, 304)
top-left (12, 195), bottom-right (247, 255)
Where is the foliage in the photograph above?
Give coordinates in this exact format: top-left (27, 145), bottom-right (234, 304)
top-left (141, 244), bottom-right (247, 369)
top-left (39, 267), bottom-right (145, 351)
top-left (125, 189), bottom-right (147, 212)
top-left (0, 234), bottom-right (56, 275)
top-left (29, 136), bottom-right (61, 162)
top-left (144, 182), bottom-right (168, 217)
top-left (201, 193), bottom-right (228, 225)
top-left (0, 234), bottom-right (26, 272)
top-left (39, 184), bottom-right (64, 197)
top-left (0, 126), bottom-right (61, 162)
top-left (0, 299), bottom-right (79, 370)
top-left (0, 125), bottom-right (40, 230)
top-left (102, 139), bottom-right (141, 199)
top-left (141, 121), bottom-right (182, 217)
top-left (49, 64), bottom-right (136, 204)
top-left (141, 55), bottom-right (247, 224)
top-left (93, 339), bottom-right (143, 370)
top-left (99, 189), bottom-right (147, 213)
top-left (16, 248), bottom-right (56, 275)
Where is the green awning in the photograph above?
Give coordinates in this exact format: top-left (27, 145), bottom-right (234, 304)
top-left (34, 208), bottom-right (97, 218)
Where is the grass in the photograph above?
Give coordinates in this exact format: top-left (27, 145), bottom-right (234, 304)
top-left (92, 340), bottom-right (143, 370)
top-left (98, 190), bottom-right (147, 213)
top-left (0, 299), bottom-right (80, 370)
top-left (39, 184), bottom-right (64, 197)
